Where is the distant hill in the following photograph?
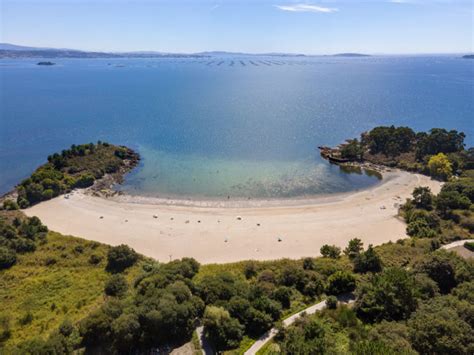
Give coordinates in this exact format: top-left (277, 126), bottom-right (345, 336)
top-left (332, 53), bottom-right (371, 57)
top-left (462, 54), bottom-right (474, 59)
top-left (0, 43), bottom-right (373, 59)
top-left (0, 43), bottom-right (207, 59)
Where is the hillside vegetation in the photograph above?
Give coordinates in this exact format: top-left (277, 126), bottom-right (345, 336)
top-left (1, 131), bottom-right (473, 354)
top-left (6, 142), bottom-right (139, 208)
top-left (336, 126), bottom-right (472, 181)
top-left (0, 210), bottom-right (143, 350)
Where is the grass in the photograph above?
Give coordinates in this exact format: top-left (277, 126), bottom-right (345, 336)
top-left (223, 336), bottom-right (258, 355)
top-left (0, 230), bottom-right (142, 348)
top-left (464, 241), bottom-right (474, 252)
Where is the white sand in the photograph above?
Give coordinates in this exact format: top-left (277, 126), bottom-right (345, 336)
top-left (25, 171), bottom-right (441, 264)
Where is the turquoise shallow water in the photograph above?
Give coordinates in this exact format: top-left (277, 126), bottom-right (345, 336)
top-left (0, 56), bottom-right (472, 198)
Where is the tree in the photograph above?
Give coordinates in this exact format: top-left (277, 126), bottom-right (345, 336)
top-left (416, 128), bottom-right (465, 158)
top-left (110, 313), bottom-right (140, 352)
top-left (326, 296), bottom-right (338, 309)
top-left (435, 190), bottom-right (471, 215)
top-left (279, 316), bottom-right (333, 355)
top-left (326, 271), bottom-right (356, 295)
top-left (412, 186), bottom-right (433, 210)
top-left (272, 286), bottom-right (292, 309)
top-left (353, 245), bottom-right (382, 273)
top-left (203, 306), bottom-right (244, 351)
top-left (106, 244), bottom-right (138, 273)
top-left (364, 126), bottom-right (415, 156)
top-left (415, 253), bottom-right (457, 293)
top-left (244, 308), bottom-right (273, 336)
top-left (197, 272), bottom-right (246, 304)
top-left (243, 261), bottom-right (258, 279)
top-left (367, 321), bottom-right (415, 354)
top-left (340, 139), bottom-right (364, 160)
top-left (344, 238), bottom-right (363, 259)
top-left (408, 304), bottom-right (474, 355)
top-left (428, 153), bottom-right (453, 180)
top-left (355, 268), bottom-right (418, 323)
top-left (73, 174), bottom-right (95, 188)
top-left (320, 244), bottom-right (341, 259)
top-left (104, 274), bottom-right (128, 297)
top-left (405, 209), bottom-right (440, 238)
top-left (0, 246), bottom-right (16, 270)
top-left (303, 257), bottom-right (315, 270)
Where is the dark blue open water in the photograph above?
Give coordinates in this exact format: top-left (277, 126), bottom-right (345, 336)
top-left (0, 56), bottom-right (472, 198)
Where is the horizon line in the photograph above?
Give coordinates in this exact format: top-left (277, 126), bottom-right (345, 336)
top-left (1, 42), bottom-right (472, 57)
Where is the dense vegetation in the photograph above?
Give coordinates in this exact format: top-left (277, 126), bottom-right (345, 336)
top-left (0, 210), bottom-right (144, 351)
top-left (339, 126), bottom-right (472, 181)
top-left (262, 152), bottom-right (474, 354)
top-left (1, 131), bottom-right (473, 354)
top-left (10, 142), bottom-right (138, 208)
top-left (0, 210), bottom-right (48, 270)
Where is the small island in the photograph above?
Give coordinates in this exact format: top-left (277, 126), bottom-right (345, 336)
top-left (37, 61), bottom-right (56, 66)
top-left (462, 54), bottom-right (474, 59)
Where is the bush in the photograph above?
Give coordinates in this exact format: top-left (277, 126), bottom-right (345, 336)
top-left (415, 253), bottom-right (457, 294)
top-left (355, 268), bottom-right (419, 323)
top-left (344, 238), bottom-right (363, 259)
top-left (0, 246), bottom-right (17, 270)
top-left (88, 254), bottom-right (103, 265)
top-left (326, 271), bottom-right (356, 295)
top-left (353, 245), bottom-right (382, 273)
top-left (2, 200), bottom-right (19, 210)
top-left (412, 186), bottom-right (434, 210)
top-left (106, 244), bottom-right (138, 273)
top-left (243, 261), bottom-right (258, 279)
top-left (73, 174), bottom-right (95, 188)
top-left (104, 274), bottom-right (128, 297)
top-left (326, 296), bottom-right (337, 309)
top-left (203, 306), bottom-right (244, 351)
top-left (320, 244), bottom-right (341, 259)
top-left (272, 286), bottom-right (292, 309)
top-left (408, 303), bottom-right (473, 354)
top-left (464, 241), bottom-right (474, 251)
top-left (428, 153), bottom-right (453, 180)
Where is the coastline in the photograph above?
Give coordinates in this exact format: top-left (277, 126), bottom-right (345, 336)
top-left (91, 163), bottom-right (388, 209)
top-left (25, 169), bottom-right (442, 264)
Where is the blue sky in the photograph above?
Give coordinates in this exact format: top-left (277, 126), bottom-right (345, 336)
top-left (1, 0), bottom-right (473, 54)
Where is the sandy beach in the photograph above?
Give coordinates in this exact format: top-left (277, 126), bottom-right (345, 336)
top-left (25, 170), bottom-right (441, 264)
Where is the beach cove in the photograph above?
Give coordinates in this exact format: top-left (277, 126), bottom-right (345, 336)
top-left (25, 169), bottom-right (442, 263)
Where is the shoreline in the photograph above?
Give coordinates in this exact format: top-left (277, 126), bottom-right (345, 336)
top-left (93, 165), bottom-right (389, 209)
top-left (25, 169), bottom-right (442, 264)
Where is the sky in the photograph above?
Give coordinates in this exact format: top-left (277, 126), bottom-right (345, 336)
top-left (1, 0), bottom-right (473, 54)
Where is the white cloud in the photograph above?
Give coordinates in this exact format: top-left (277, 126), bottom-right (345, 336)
top-left (275, 4), bottom-right (339, 13)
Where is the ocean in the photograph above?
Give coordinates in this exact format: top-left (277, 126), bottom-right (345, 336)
top-left (0, 56), bottom-right (472, 199)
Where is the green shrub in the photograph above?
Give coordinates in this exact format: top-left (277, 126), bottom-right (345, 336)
top-left (106, 245), bottom-right (138, 273)
top-left (104, 274), bottom-right (128, 297)
top-left (320, 244), bottom-right (341, 259)
top-left (355, 268), bottom-right (418, 323)
top-left (464, 241), bottom-right (474, 251)
top-left (326, 271), bottom-right (356, 295)
top-left (353, 245), bottom-right (382, 273)
top-left (0, 246), bottom-right (17, 270)
top-left (2, 200), bottom-right (19, 211)
top-left (203, 306), bottom-right (244, 351)
top-left (326, 296), bottom-right (337, 309)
